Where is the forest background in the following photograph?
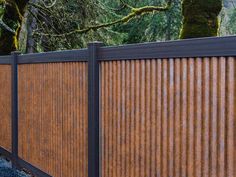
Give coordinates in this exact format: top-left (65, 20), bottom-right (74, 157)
top-left (2, 0), bottom-right (236, 54)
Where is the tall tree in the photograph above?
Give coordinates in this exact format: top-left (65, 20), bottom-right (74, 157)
top-left (25, 0), bottom-right (38, 53)
top-left (0, 0), bottom-right (29, 55)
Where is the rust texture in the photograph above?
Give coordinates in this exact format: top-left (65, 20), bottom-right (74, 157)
top-left (100, 57), bottom-right (236, 177)
top-left (18, 62), bottom-right (88, 177)
top-left (0, 65), bottom-right (11, 152)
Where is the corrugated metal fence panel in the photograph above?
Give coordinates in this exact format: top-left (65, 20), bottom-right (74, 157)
top-left (18, 62), bottom-right (88, 177)
top-left (0, 65), bottom-right (11, 152)
top-left (100, 57), bottom-right (236, 177)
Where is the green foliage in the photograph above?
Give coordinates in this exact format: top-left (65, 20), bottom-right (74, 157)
top-left (227, 9), bottom-right (236, 34)
top-left (0, 0), bottom-right (5, 36)
top-left (28, 0), bottom-right (123, 52)
top-left (4, 0), bottom-right (226, 54)
top-left (220, 4), bottom-right (236, 36)
top-left (0, 2), bottom-right (5, 16)
top-left (105, 0), bottom-right (182, 43)
top-left (22, 0), bottom-right (182, 52)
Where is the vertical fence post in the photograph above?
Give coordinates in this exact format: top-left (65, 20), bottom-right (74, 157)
top-left (11, 51), bottom-right (19, 165)
top-left (88, 42), bottom-right (103, 177)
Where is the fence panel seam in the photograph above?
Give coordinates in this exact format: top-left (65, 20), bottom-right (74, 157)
top-left (11, 52), bottom-right (19, 165)
top-left (88, 42), bottom-right (104, 177)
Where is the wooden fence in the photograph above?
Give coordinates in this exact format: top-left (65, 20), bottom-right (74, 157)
top-left (0, 36), bottom-right (235, 177)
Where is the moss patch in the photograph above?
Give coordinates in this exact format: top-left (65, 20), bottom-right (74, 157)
top-left (180, 0), bottom-right (222, 39)
top-left (0, 0), bottom-right (28, 55)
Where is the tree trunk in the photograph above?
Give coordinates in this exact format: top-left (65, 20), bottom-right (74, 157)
top-left (26, 0), bottom-right (38, 53)
top-left (0, 0), bottom-right (29, 55)
top-left (180, 0), bottom-right (222, 39)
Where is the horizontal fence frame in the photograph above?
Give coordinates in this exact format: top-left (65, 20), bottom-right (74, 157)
top-left (98, 35), bottom-right (236, 60)
top-left (0, 35), bottom-right (234, 65)
top-left (17, 49), bottom-right (88, 64)
top-left (0, 35), bottom-right (235, 177)
top-left (0, 55), bottom-right (11, 64)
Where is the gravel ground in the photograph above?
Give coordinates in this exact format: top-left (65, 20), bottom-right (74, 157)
top-left (0, 157), bottom-right (30, 177)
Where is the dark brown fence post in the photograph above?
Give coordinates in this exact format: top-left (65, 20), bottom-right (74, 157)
top-left (11, 51), bottom-right (20, 165)
top-left (88, 42), bottom-right (103, 177)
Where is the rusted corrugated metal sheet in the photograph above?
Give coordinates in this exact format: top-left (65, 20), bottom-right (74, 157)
top-left (0, 65), bottom-right (11, 152)
top-left (18, 62), bottom-right (88, 177)
top-left (100, 57), bottom-right (236, 177)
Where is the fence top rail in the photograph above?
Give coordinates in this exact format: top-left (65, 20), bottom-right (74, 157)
top-left (98, 35), bottom-right (236, 60)
top-left (17, 48), bottom-right (88, 64)
top-left (0, 35), bottom-right (236, 64)
top-left (0, 55), bottom-right (11, 64)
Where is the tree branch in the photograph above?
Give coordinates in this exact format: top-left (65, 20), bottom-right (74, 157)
top-left (120, 0), bottom-right (134, 9)
top-left (0, 20), bottom-right (15, 33)
top-left (41, 0), bottom-right (57, 8)
top-left (28, 2), bottom-right (52, 14)
top-left (34, 0), bottom-right (172, 37)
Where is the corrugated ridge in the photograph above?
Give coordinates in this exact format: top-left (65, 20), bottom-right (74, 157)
top-left (18, 62), bottom-right (88, 177)
top-left (0, 65), bottom-right (11, 152)
top-left (101, 57), bottom-right (235, 177)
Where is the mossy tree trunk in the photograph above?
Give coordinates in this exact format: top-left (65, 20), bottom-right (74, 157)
top-left (0, 0), bottom-right (29, 55)
top-left (180, 0), bottom-right (222, 39)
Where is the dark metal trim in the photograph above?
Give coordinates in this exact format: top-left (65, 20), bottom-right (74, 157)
top-left (88, 42), bottom-right (103, 177)
top-left (0, 147), bottom-right (52, 177)
top-left (0, 147), bottom-right (12, 158)
top-left (0, 55), bottom-right (11, 64)
top-left (98, 36), bottom-right (236, 60)
top-left (18, 49), bottom-right (88, 64)
top-left (11, 52), bottom-right (19, 159)
top-left (2, 36), bottom-right (236, 64)
top-left (17, 158), bottom-right (52, 177)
